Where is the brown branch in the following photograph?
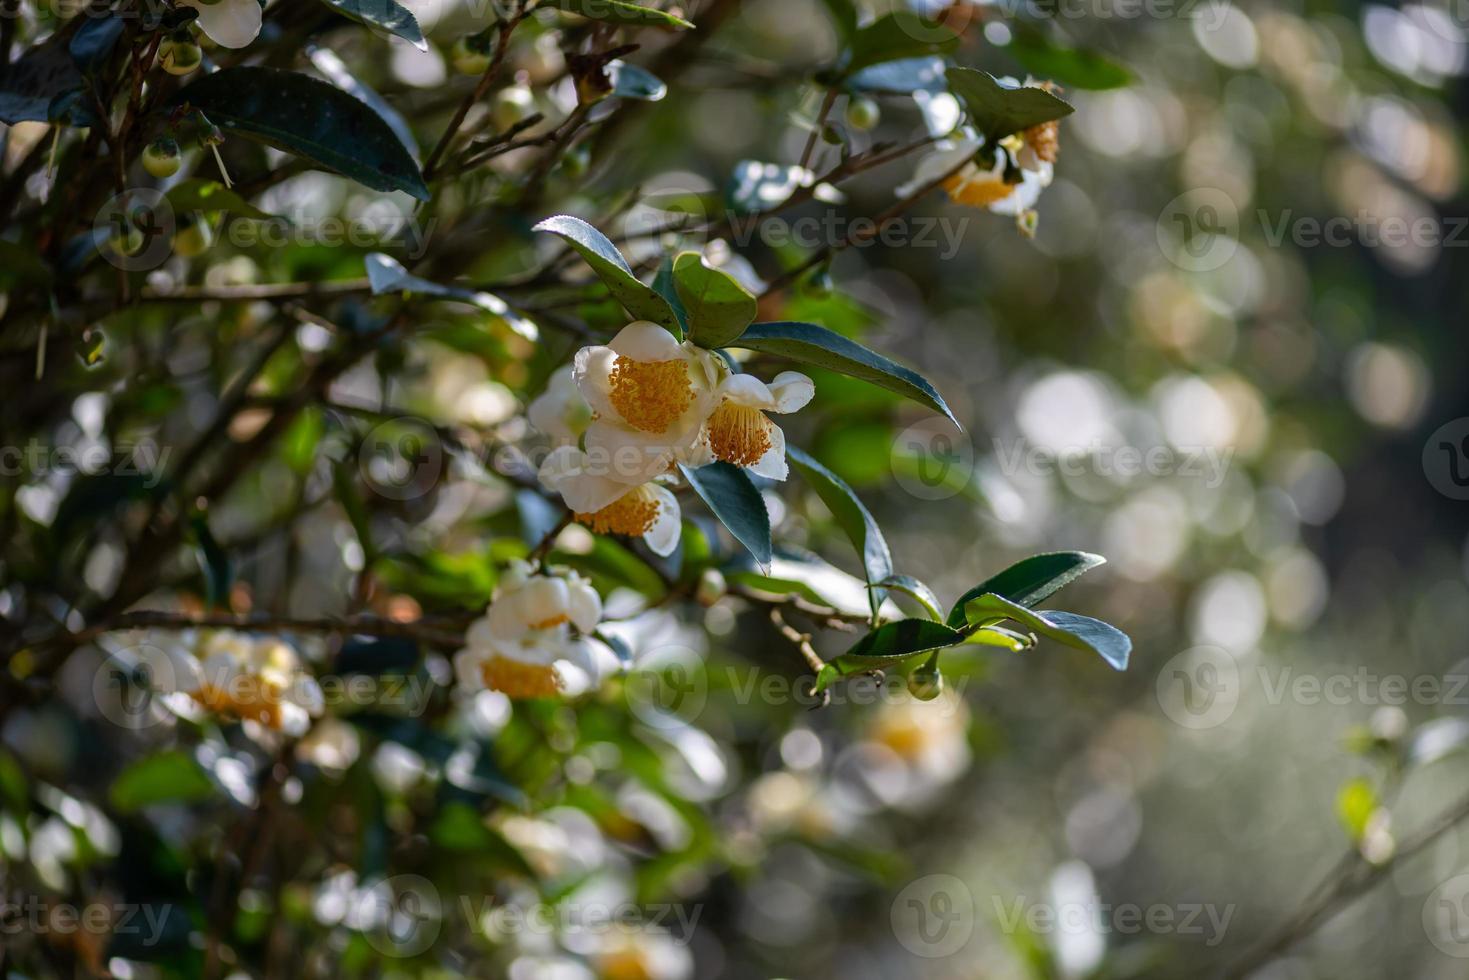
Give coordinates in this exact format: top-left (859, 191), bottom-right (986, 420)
top-left (422, 10), bottom-right (527, 181)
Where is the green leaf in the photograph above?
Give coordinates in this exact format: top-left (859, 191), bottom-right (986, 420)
top-left (652, 256), bottom-right (690, 335)
top-left (836, 619), bottom-right (965, 671)
top-left (110, 751), bottom-right (215, 813)
top-left (166, 178), bottom-right (275, 220)
top-left (946, 68), bottom-right (1075, 142)
top-left (679, 462), bottom-right (771, 566)
top-left (365, 253), bottom-right (536, 340)
top-left (170, 67), bottom-right (429, 201)
top-left (730, 321), bottom-right (955, 423)
top-left (818, 0), bottom-right (858, 41)
top-left (545, 0), bottom-right (695, 30)
top-left (190, 514), bottom-right (232, 612)
top-left (961, 593), bottom-right (1130, 670)
top-left (874, 574), bottom-right (942, 621)
top-left (316, 0), bottom-right (426, 48)
top-left (1004, 26), bottom-right (1131, 91)
top-left (672, 252), bottom-right (757, 348)
top-left (0, 43), bottom-right (95, 126)
top-left (608, 60), bottom-right (668, 101)
top-left (945, 552), bottom-right (1104, 627)
top-left (1336, 778), bottom-right (1378, 841)
top-left (841, 12), bottom-right (958, 75)
top-left (69, 14), bottom-right (125, 73)
top-left (962, 624), bottom-right (1034, 652)
top-left (847, 56), bottom-right (947, 94)
top-left (532, 215), bottom-right (679, 333)
top-left (787, 446), bottom-right (892, 618)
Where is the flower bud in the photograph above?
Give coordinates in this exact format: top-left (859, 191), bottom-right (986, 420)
top-left (845, 96), bottom-right (880, 132)
top-left (159, 38), bottom-right (202, 75)
top-left (142, 137), bottom-right (181, 178)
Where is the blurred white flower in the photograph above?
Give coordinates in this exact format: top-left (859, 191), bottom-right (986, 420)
top-left (179, 0), bottom-right (263, 49)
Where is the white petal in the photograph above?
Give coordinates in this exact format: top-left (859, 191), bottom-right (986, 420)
top-left (467, 616), bottom-right (495, 650)
top-left (990, 165), bottom-right (1050, 216)
top-left (183, 0), bottom-right (262, 49)
top-left (572, 345), bottom-right (618, 418)
top-left (454, 649), bottom-right (485, 690)
top-left (538, 446), bottom-right (628, 513)
top-left (896, 139), bottom-right (982, 197)
top-left (527, 367), bottom-right (588, 444)
top-left (609, 321), bottom-right (683, 361)
top-left (748, 422), bottom-right (788, 480)
top-left (278, 704), bottom-right (311, 737)
top-left (767, 371), bottom-right (814, 414)
top-left (487, 599), bottom-right (528, 641)
top-left (566, 578), bottom-right (602, 633)
top-left (584, 421), bottom-right (680, 485)
top-left (716, 373), bottom-right (776, 410)
top-left (677, 429), bottom-right (715, 468)
top-left (643, 484), bottom-right (682, 556)
top-left (518, 576), bottom-right (569, 626)
top-left (290, 676), bottom-right (325, 716)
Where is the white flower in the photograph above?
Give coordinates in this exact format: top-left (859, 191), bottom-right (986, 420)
top-left (527, 365), bottom-right (592, 446)
top-left (189, 631), bottom-right (324, 736)
top-left (574, 321), bottom-right (723, 486)
top-left (702, 371), bottom-right (813, 480)
top-left (179, 0), bottom-right (263, 49)
top-left (539, 446), bottom-right (683, 556)
top-left (454, 564), bottom-right (616, 699)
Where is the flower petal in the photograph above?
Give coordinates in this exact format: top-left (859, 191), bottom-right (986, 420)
top-left (567, 577), bottom-right (602, 633)
top-left (716, 372), bottom-right (776, 410)
top-left (767, 371), bottom-right (814, 414)
top-left (572, 345), bottom-right (619, 418)
top-left (643, 483), bottom-right (682, 556)
top-left (747, 421), bottom-right (788, 480)
top-left (896, 139), bottom-right (983, 196)
top-left (609, 321), bottom-right (684, 361)
top-left (584, 421), bottom-right (680, 485)
top-left (182, 0), bottom-right (263, 49)
top-left (538, 446), bottom-right (630, 513)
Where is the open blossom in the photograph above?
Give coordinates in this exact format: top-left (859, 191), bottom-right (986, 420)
top-left (454, 562), bottom-right (615, 699)
top-left (538, 446), bottom-right (682, 556)
top-left (189, 631), bottom-right (324, 735)
top-left (574, 321), bottom-right (723, 484)
top-left (704, 371), bottom-right (813, 479)
top-left (527, 365), bottom-right (592, 446)
top-left (179, 0), bottom-right (263, 49)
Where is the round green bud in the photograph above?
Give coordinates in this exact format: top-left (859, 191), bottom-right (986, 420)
top-left (492, 84), bottom-right (536, 131)
top-left (173, 219), bottom-right (213, 258)
top-left (142, 137), bottom-right (181, 179)
top-left (159, 38), bottom-right (202, 76)
top-left (909, 664), bottom-right (944, 701)
top-left (845, 96), bottom-right (881, 132)
top-left (451, 36), bottom-right (492, 76)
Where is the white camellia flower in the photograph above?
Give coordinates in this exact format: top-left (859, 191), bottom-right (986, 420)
top-left (538, 446), bottom-right (682, 556)
top-left (179, 0), bottom-right (264, 49)
top-left (454, 562), bottom-right (617, 699)
top-left (574, 321), bottom-right (723, 485)
top-left (527, 365), bottom-right (592, 446)
top-left (703, 370), bottom-right (813, 480)
top-left (190, 631), bottom-right (324, 736)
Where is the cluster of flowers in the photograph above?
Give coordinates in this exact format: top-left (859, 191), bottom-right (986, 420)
top-left (142, 629), bottom-right (325, 735)
top-left (529, 322), bottom-right (813, 557)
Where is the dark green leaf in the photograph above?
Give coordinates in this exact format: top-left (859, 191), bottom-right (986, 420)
top-left (335, 637), bottom-right (420, 675)
top-left (652, 256), bottom-right (690, 335)
top-left (672, 251), bottom-right (757, 348)
top-left (731, 321), bottom-right (956, 423)
top-left (961, 593), bottom-right (1131, 670)
top-left (847, 56), bottom-right (947, 94)
top-left (945, 552), bottom-right (1104, 626)
top-left (1004, 26), bottom-right (1131, 91)
top-left (532, 215), bottom-right (679, 333)
top-left (166, 178), bottom-right (276, 220)
top-left (69, 15), bottom-right (125, 73)
top-left (0, 43), bottom-right (93, 125)
top-left (190, 514), bottom-right (232, 612)
top-left (608, 60), bottom-right (668, 100)
top-left (170, 66), bottom-right (429, 201)
top-left (316, 0), bottom-right (426, 48)
top-left (837, 618), bottom-right (965, 670)
top-left (874, 574), bottom-right (942, 621)
top-left (546, 0), bottom-right (695, 30)
top-left (110, 751), bottom-right (215, 813)
top-left (841, 12), bottom-right (957, 75)
top-left (787, 446), bottom-right (892, 617)
top-left (365, 253), bottom-right (536, 339)
top-left (947, 68), bottom-right (1075, 142)
top-left (680, 462), bottom-right (772, 566)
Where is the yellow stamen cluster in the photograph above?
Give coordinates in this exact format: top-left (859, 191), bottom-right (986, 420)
top-left (194, 681), bottom-right (284, 729)
top-left (576, 487), bottom-right (660, 537)
top-left (528, 614), bottom-right (570, 630)
top-left (607, 357), bottom-right (693, 433)
top-left (1024, 120), bottom-right (1060, 164)
top-left (942, 171), bottom-right (1015, 208)
top-left (481, 654), bottom-right (563, 699)
top-left (707, 400), bottom-right (773, 467)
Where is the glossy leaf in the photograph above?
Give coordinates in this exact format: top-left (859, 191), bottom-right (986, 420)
top-left (961, 593), bottom-right (1131, 670)
top-left (847, 56), bottom-right (947, 94)
top-left (316, 0), bottom-right (426, 48)
top-left (787, 446), bottom-right (892, 617)
top-left (532, 215), bottom-right (679, 333)
top-left (874, 574), bottom-right (942, 621)
top-left (69, 14), bottom-right (125, 72)
top-left (170, 67), bottom-right (430, 201)
top-left (110, 751), bottom-right (215, 813)
top-left (673, 251), bottom-right (757, 348)
top-left (652, 256), bottom-right (690, 335)
top-left (365, 253), bottom-right (536, 340)
top-left (608, 60), bottom-right (668, 101)
top-left (946, 67), bottom-right (1075, 142)
top-left (945, 552), bottom-right (1104, 626)
top-left (0, 43), bottom-right (93, 125)
top-left (731, 321), bottom-right (956, 423)
top-left (680, 462), bottom-right (772, 566)
top-left (841, 12), bottom-right (958, 75)
top-left (545, 0), bottom-right (694, 30)
top-left (1005, 26), bottom-right (1131, 91)
top-left (837, 618), bottom-right (965, 670)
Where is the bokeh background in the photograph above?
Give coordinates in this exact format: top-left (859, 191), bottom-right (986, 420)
top-left (3, 0), bottom-right (1469, 977)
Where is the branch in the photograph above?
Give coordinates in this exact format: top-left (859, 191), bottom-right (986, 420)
top-left (423, 10), bottom-right (526, 181)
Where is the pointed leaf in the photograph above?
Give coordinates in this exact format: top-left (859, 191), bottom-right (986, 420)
top-left (679, 462), bottom-right (771, 565)
top-left (608, 60), bottom-right (668, 101)
top-left (874, 574), bottom-right (942, 621)
top-left (110, 752), bottom-right (215, 813)
top-left (787, 446), bottom-right (892, 617)
top-left (731, 321), bottom-right (955, 423)
top-left (945, 552), bottom-right (1104, 626)
top-left (836, 618), bottom-right (965, 671)
top-left (170, 66), bottom-right (429, 201)
top-left (962, 593), bottom-right (1130, 670)
top-left (672, 251), bottom-right (757, 348)
top-left (365, 253), bottom-right (536, 339)
top-left (532, 215), bottom-right (679, 333)
top-left (316, 0), bottom-right (426, 48)
top-left (841, 11), bottom-right (958, 75)
top-left (652, 256), bottom-right (690, 335)
top-left (544, 0), bottom-right (694, 30)
top-left (946, 68), bottom-right (1075, 142)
